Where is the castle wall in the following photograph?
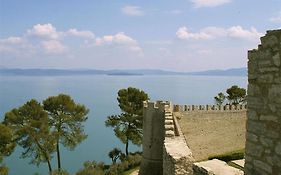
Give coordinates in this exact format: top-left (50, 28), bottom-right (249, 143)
top-left (163, 109), bottom-right (194, 175)
top-left (245, 30), bottom-right (281, 175)
top-left (139, 101), bottom-right (194, 175)
top-left (174, 104), bottom-right (246, 112)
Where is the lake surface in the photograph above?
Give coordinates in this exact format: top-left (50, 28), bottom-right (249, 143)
top-left (0, 75), bottom-right (247, 175)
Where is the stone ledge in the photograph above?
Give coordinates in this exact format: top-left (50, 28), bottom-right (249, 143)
top-left (193, 159), bottom-right (244, 175)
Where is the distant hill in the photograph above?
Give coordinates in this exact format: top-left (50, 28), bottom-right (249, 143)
top-left (185, 68), bottom-right (247, 76)
top-left (0, 68), bottom-right (247, 76)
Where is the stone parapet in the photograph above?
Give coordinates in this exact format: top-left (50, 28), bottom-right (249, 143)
top-left (163, 104), bottom-right (194, 175)
top-left (173, 104), bottom-right (247, 112)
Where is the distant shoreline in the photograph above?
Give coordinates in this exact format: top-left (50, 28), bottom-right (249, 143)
top-left (0, 68), bottom-right (247, 77)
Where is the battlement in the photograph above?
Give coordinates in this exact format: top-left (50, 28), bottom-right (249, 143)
top-left (173, 104), bottom-right (247, 112)
top-left (143, 100), bottom-right (172, 111)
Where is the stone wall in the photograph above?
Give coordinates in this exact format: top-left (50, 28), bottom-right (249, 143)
top-left (163, 106), bottom-right (194, 175)
top-left (174, 104), bottom-right (246, 112)
top-left (139, 101), bottom-right (194, 175)
top-left (245, 30), bottom-right (281, 175)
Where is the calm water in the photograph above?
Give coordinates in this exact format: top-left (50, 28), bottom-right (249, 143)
top-left (0, 75), bottom-right (247, 175)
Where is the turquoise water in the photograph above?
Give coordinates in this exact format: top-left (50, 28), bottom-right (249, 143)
top-left (0, 75), bottom-right (247, 175)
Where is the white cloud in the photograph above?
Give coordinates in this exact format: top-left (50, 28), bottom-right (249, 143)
top-left (270, 12), bottom-right (281, 23)
top-left (0, 37), bottom-right (23, 44)
top-left (122, 5), bottom-right (144, 16)
top-left (227, 26), bottom-right (263, 40)
top-left (191, 0), bottom-right (231, 8)
top-left (27, 23), bottom-right (61, 39)
top-left (95, 32), bottom-right (137, 46)
top-left (95, 32), bottom-right (142, 53)
top-left (176, 27), bottom-right (213, 40)
top-left (41, 40), bottom-right (67, 54)
top-left (67, 29), bottom-right (95, 39)
top-left (176, 26), bottom-right (263, 40)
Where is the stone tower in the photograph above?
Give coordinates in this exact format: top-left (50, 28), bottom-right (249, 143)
top-left (245, 30), bottom-right (281, 175)
top-left (139, 101), bottom-right (171, 175)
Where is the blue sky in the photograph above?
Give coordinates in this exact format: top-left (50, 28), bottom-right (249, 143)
top-left (0, 0), bottom-right (280, 71)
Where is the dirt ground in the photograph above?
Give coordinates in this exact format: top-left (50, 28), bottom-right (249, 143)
top-left (175, 111), bottom-right (246, 161)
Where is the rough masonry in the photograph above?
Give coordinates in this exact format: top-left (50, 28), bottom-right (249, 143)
top-left (139, 101), bottom-right (194, 175)
top-left (245, 29), bottom-right (281, 175)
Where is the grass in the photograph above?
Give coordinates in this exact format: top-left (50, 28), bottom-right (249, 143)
top-left (122, 166), bottom-right (139, 175)
top-left (208, 149), bottom-right (245, 162)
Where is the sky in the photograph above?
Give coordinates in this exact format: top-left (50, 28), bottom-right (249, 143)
top-left (0, 0), bottom-right (281, 71)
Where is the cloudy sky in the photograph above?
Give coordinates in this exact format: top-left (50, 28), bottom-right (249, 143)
top-left (0, 0), bottom-right (280, 71)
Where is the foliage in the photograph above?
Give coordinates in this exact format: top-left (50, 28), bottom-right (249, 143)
top-left (51, 169), bottom-right (69, 175)
top-left (0, 124), bottom-right (16, 175)
top-left (43, 94), bottom-right (89, 170)
top-left (76, 161), bottom-right (105, 175)
top-left (214, 92), bottom-right (226, 105)
top-left (108, 148), bottom-right (122, 164)
top-left (76, 153), bottom-right (142, 175)
top-left (226, 85), bottom-right (246, 105)
top-left (3, 100), bottom-right (54, 173)
top-left (208, 149), bottom-right (245, 162)
top-left (214, 85), bottom-right (246, 105)
top-left (105, 87), bottom-right (149, 155)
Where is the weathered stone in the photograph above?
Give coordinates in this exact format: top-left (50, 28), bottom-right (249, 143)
top-left (272, 53), bottom-right (281, 66)
top-left (246, 132), bottom-right (258, 142)
top-left (247, 110), bottom-right (258, 120)
top-left (253, 160), bottom-right (272, 173)
top-left (246, 29), bottom-right (281, 175)
top-left (257, 74), bottom-right (274, 83)
top-left (246, 141), bottom-right (264, 157)
top-left (275, 142), bottom-right (281, 155)
top-left (260, 114), bottom-right (278, 122)
top-left (259, 136), bottom-right (274, 147)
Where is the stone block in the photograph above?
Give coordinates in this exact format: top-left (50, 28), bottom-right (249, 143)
top-left (272, 53), bottom-right (281, 67)
top-left (275, 142), bottom-right (281, 155)
top-left (253, 160), bottom-right (272, 174)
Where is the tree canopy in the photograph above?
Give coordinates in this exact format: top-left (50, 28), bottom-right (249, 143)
top-left (214, 92), bottom-right (226, 105)
top-left (3, 99), bottom-right (54, 174)
top-left (43, 94), bottom-right (89, 171)
top-left (105, 87), bottom-right (149, 155)
top-left (226, 85), bottom-right (246, 105)
top-left (0, 123), bottom-right (16, 175)
top-left (214, 85), bottom-right (246, 105)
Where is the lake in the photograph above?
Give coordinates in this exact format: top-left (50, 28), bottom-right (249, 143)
top-left (0, 75), bottom-right (247, 175)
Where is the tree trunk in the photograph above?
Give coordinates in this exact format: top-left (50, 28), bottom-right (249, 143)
top-left (56, 140), bottom-right (61, 171)
top-left (125, 140), bottom-right (129, 156)
top-left (47, 159), bottom-right (52, 175)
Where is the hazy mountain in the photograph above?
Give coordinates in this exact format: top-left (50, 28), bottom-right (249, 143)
top-left (0, 68), bottom-right (247, 76)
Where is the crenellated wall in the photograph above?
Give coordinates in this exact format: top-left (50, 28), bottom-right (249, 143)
top-left (173, 104), bottom-right (247, 112)
top-left (245, 29), bottom-right (281, 175)
top-left (139, 101), bottom-right (194, 175)
top-left (163, 106), bottom-right (194, 175)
